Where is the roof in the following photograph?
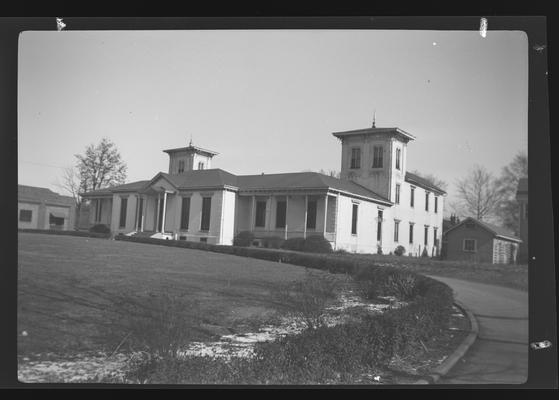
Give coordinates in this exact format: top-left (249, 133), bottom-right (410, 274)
top-left (516, 177), bottom-right (528, 194)
top-left (405, 171), bottom-right (447, 195)
top-left (236, 172), bottom-right (392, 204)
top-left (332, 127), bottom-right (416, 142)
top-left (81, 169), bottom-right (392, 204)
top-left (18, 185), bottom-right (75, 207)
top-left (162, 144), bottom-right (219, 157)
top-left (445, 217), bottom-right (522, 242)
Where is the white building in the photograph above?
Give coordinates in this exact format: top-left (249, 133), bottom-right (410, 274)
top-left (81, 124), bottom-right (445, 256)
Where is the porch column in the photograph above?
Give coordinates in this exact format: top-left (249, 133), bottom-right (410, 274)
top-left (140, 196), bottom-right (145, 232)
top-left (250, 195), bottom-right (255, 232)
top-left (134, 195), bottom-right (140, 231)
top-left (155, 193), bottom-right (161, 232)
top-left (161, 191), bottom-right (168, 233)
top-left (285, 195), bottom-right (289, 240)
top-left (323, 194), bottom-right (329, 236)
top-left (267, 195), bottom-right (272, 232)
top-left (303, 194), bottom-right (308, 239)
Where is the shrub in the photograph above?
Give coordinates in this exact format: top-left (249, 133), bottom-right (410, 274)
top-left (302, 235), bottom-right (333, 254)
top-left (232, 231), bottom-right (254, 247)
top-left (89, 224), bottom-right (111, 234)
top-left (377, 245), bottom-right (383, 255)
top-left (261, 236), bottom-right (285, 249)
top-left (421, 247), bottom-right (429, 257)
top-left (394, 245), bottom-right (406, 256)
top-left (281, 237), bottom-right (306, 252)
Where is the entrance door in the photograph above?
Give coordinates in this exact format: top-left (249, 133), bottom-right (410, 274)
top-left (157, 197), bottom-right (164, 232)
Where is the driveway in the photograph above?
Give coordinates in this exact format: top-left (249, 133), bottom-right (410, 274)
top-left (426, 275), bottom-right (529, 385)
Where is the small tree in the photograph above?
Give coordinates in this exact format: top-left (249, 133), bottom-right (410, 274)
top-left (455, 165), bottom-right (503, 221)
top-left (495, 152), bottom-right (528, 234)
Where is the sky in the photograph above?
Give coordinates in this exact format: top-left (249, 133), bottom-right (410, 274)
top-left (18, 29), bottom-right (528, 216)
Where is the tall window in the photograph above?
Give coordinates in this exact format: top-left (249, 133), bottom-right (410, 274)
top-left (394, 220), bottom-right (400, 242)
top-left (409, 223), bottom-right (414, 244)
top-left (410, 186), bottom-right (415, 207)
top-left (350, 148), bottom-right (361, 169)
top-left (377, 209), bottom-right (383, 241)
top-left (395, 148), bottom-right (401, 170)
top-left (255, 200), bottom-right (267, 228)
top-left (198, 162), bottom-right (205, 170)
top-left (19, 209), bottom-right (32, 222)
top-left (425, 192), bottom-right (430, 212)
top-left (434, 196), bottom-right (438, 213)
top-left (463, 239), bottom-right (477, 252)
top-left (372, 146), bottom-right (383, 168)
top-left (276, 200), bottom-right (287, 229)
top-left (180, 197), bottom-right (190, 230)
top-left (119, 197), bottom-right (128, 228)
top-left (395, 184), bottom-right (401, 204)
top-left (200, 197), bottom-right (212, 231)
top-left (306, 200), bottom-right (317, 229)
top-left (351, 203), bottom-right (358, 235)
top-left (178, 160), bottom-right (185, 173)
top-left (424, 226), bottom-right (429, 246)
top-left (433, 227), bottom-right (438, 247)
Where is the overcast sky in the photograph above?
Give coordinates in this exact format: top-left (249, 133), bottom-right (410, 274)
top-left (18, 29), bottom-right (528, 214)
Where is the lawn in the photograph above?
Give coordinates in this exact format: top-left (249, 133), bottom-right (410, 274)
top-left (17, 232), bottom-right (335, 358)
top-left (334, 253), bottom-right (528, 292)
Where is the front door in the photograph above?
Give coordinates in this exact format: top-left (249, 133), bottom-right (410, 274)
top-left (157, 197), bottom-right (164, 232)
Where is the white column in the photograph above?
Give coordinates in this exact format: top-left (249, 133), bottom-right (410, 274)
top-left (285, 195), bottom-right (289, 240)
top-left (250, 195), bottom-right (255, 232)
top-left (155, 193), bottom-right (161, 232)
top-left (134, 195), bottom-right (139, 231)
top-left (323, 194), bottom-right (329, 236)
top-left (303, 195), bottom-right (308, 239)
top-left (161, 192), bottom-right (168, 233)
top-left (140, 196), bottom-right (145, 232)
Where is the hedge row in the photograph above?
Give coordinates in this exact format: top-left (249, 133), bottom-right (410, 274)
top-left (18, 228), bottom-right (111, 239)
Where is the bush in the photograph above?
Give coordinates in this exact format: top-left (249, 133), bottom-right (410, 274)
top-left (394, 245), bottom-right (406, 256)
top-left (302, 235), bottom-right (333, 254)
top-left (18, 228), bottom-right (110, 239)
top-left (377, 245), bottom-right (383, 255)
top-left (421, 247), bottom-right (429, 257)
top-left (89, 224), bottom-right (111, 234)
top-left (281, 237), bottom-right (306, 252)
top-left (232, 231), bottom-right (254, 247)
top-left (261, 236), bottom-right (285, 249)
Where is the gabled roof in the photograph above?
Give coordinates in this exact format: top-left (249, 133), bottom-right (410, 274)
top-left (405, 171), bottom-right (447, 195)
top-left (237, 172), bottom-right (392, 204)
top-left (18, 185), bottom-right (75, 207)
top-left (161, 169), bottom-right (238, 189)
top-left (444, 217), bottom-right (522, 242)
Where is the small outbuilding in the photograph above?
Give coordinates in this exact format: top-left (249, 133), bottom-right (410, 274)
top-left (18, 185), bottom-right (76, 231)
top-left (443, 217), bottom-right (522, 264)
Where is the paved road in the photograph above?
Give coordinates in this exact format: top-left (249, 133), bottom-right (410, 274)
top-left (426, 275), bottom-right (529, 385)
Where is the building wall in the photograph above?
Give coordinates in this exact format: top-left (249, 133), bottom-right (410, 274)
top-left (111, 194), bottom-right (139, 234)
top-left (18, 202), bottom-right (40, 229)
top-left (334, 194), bottom-right (378, 253)
top-left (88, 198), bottom-right (113, 226)
top-left (168, 151), bottom-right (213, 174)
top-left (445, 225), bottom-right (495, 263)
top-left (43, 205), bottom-right (73, 230)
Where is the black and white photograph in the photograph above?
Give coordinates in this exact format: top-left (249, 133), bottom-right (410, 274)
top-left (9, 17), bottom-right (555, 387)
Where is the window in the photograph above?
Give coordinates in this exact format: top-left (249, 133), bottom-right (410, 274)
top-left (198, 162), bottom-right (205, 170)
top-left (200, 237), bottom-right (208, 243)
top-left (95, 200), bottom-right (103, 222)
top-left (410, 186), bottom-right (415, 207)
top-left (119, 197), bottom-right (128, 228)
top-left (433, 227), bottom-right (438, 247)
top-left (180, 197), bottom-right (190, 230)
top-left (409, 223), bottom-right (414, 244)
top-left (351, 203), bottom-right (358, 235)
top-left (178, 160), bottom-right (185, 173)
top-left (463, 239), bottom-right (477, 252)
top-left (394, 220), bottom-right (400, 242)
top-left (350, 148), bottom-right (361, 169)
top-left (276, 200), bottom-right (287, 228)
top-left (200, 197), bottom-right (212, 231)
top-left (377, 209), bottom-right (383, 241)
top-left (395, 184), bottom-right (401, 204)
top-left (434, 196), bottom-right (438, 213)
top-left (49, 214), bottom-right (64, 227)
top-left (306, 200), bottom-right (317, 229)
top-left (395, 148), bottom-right (401, 170)
top-left (19, 209), bottom-right (32, 222)
top-left (255, 200), bottom-right (267, 228)
top-left (372, 146), bottom-right (383, 168)
top-left (425, 192), bottom-right (430, 212)
top-left (424, 226), bottom-right (429, 246)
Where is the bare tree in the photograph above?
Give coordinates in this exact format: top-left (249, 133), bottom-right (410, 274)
top-left (76, 137), bottom-right (127, 194)
top-left (455, 165), bottom-right (503, 221)
top-left (54, 166), bottom-right (83, 210)
top-left (495, 152), bottom-right (528, 233)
